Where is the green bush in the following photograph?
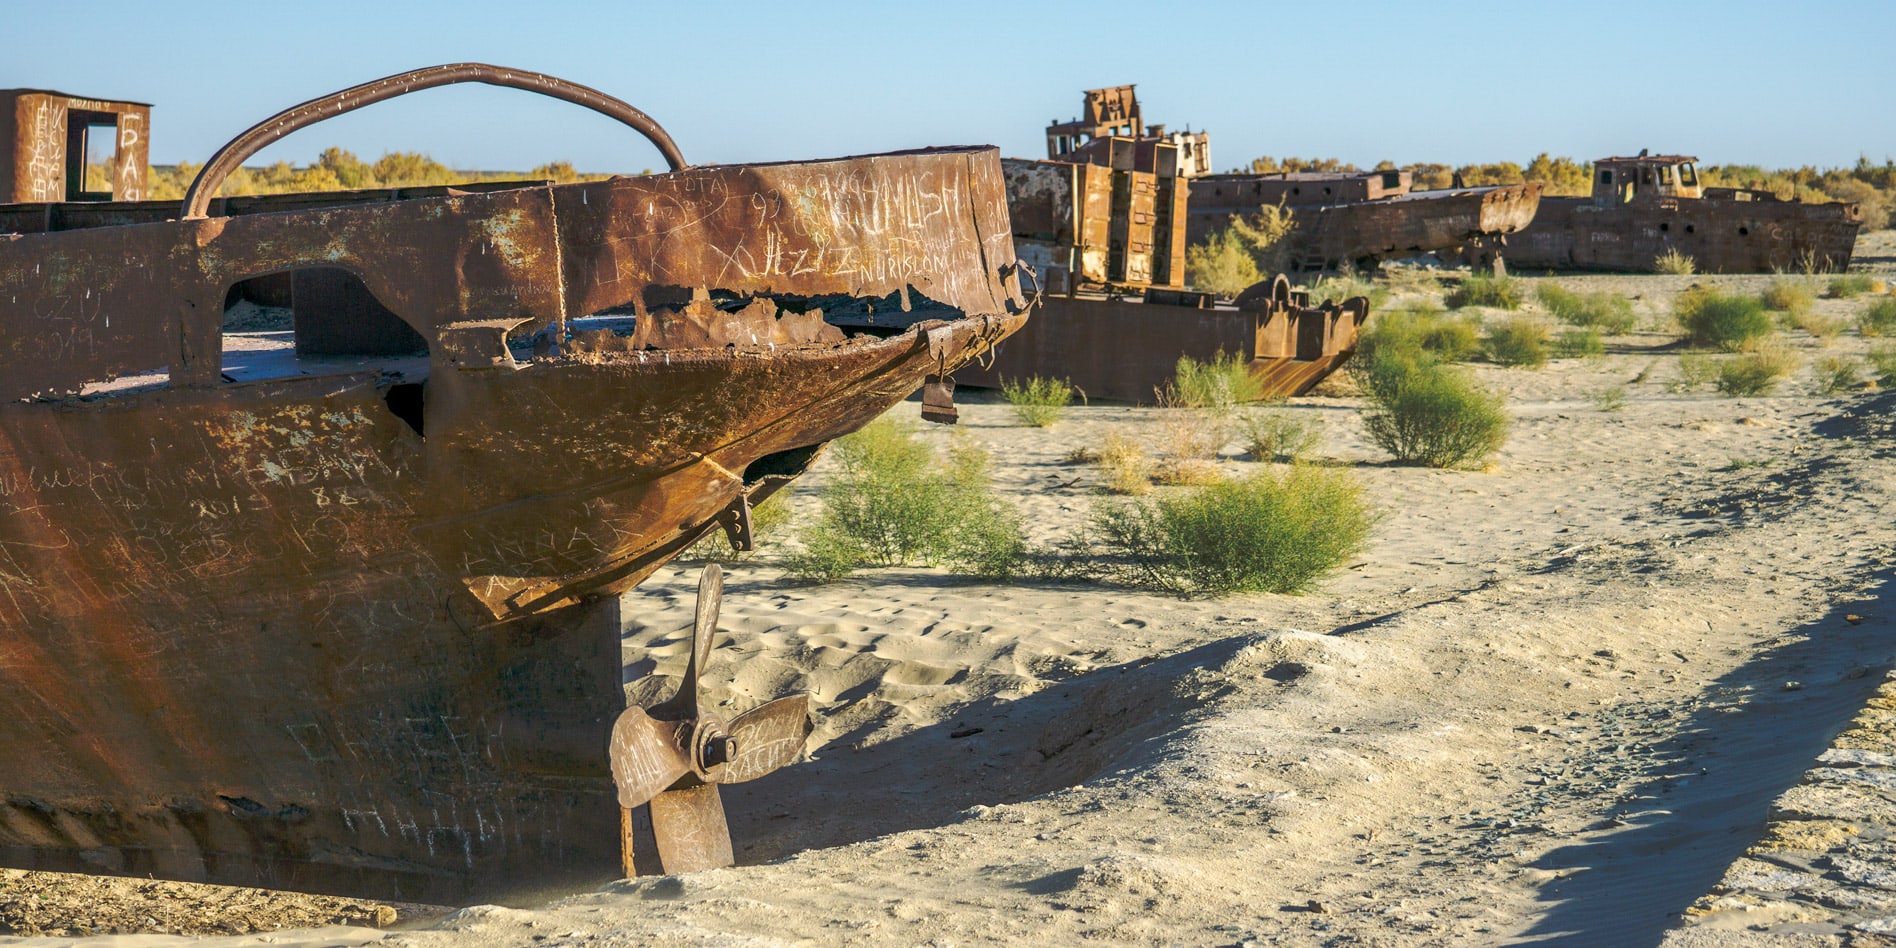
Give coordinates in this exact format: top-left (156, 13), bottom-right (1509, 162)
top-left (1090, 465), bottom-right (1374, 596)
top-left (1792, 310), bottom-right (1846, 341)
top-left (1653, 249), bottom-right (1696, 275)
top-left (1673, 352), bottom-right (1716, 392)
top-left (1536, 283), bottom-right (1637, 333)
top-left (1860, 298), bottom-right (1896, 337)
top-left (1869, 344), bottom-right (1896, 387)
top-left (1816, 355), bottom-right (1862, 395)
top-left (1828, 274), bottom-right (1876, 299)
top-left (1713, 341), bottom-right (1799, 396)
top-left (1483, 316), bottom-right (1551, 368)
top-left (1760, 278), bottom-right (1817, 316)
top-left (1169, 351), bottom-right (1263, 411)
top-left (784, 420), bottom-right (1024, 581)
top-left (1185, 226), bottom-right (1264, 299)
top-left (1356, 301), bottom-right (1481, 365)
top-left (1307, 268), bottom-right (1391, 310)
top-left (1001, 376), bottom-right (1074, 427)
top-left (1360, 360), bottom-right (1509, 468)
top-left (1554, 327), bottom-right (1605, 359)
top-left (1445, 272), bottom-right (1524, 310)
top-left (1677, 288), bottom-right (1773, 350)
top-left (1241, 410), bottom-right (1322, 462)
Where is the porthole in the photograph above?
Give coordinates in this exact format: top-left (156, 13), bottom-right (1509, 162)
top-left (1685, 224), bottom-right (1695, 234)
top-left (1738, 226), bottom-right (1749, 236)
top-left (1660, 222), bottom-right (1669, 232)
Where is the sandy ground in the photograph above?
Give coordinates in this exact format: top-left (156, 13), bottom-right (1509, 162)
top-left (7, 239), bottom-right (1896, 946)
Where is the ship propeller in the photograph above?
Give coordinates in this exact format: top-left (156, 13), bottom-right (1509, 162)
top-left (608, 563), bottom-right (812, 875)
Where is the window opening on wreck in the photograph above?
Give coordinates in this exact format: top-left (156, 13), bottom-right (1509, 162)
top-left (220, 267), bottom-right (431, 435)
top-left (65, 112), bottom-right (119, 201)
top-left (1599, 170), bottom-right (1613, 186)
top-left (1680, 163), bottom-right (1698, 187)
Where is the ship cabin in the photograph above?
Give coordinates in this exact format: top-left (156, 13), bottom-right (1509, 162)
top-left (0, 89), bottom-right (151, 203)
top-left (1591, 154), bottom-right (1703, 205)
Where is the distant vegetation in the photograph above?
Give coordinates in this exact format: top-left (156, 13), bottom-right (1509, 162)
top-left (1241, 154), bottom-right (1895, 229)
top-left (144, 147), bottom-right (618, 200)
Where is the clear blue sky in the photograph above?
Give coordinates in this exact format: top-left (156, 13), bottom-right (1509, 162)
top-left (5, 0), bottom-right (1892, 175)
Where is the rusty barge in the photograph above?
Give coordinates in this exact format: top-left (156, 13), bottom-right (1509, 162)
top-left (1185, 170), bottom-right (1542, 271)
top-left (1506, 153), bottom-right (1863, 272)
top-left (0, 65), bottom-right (1027, 902)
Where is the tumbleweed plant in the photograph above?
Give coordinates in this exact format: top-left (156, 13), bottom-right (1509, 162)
top-left (1001, 375), bottom-right (1074, 427)
top-left (1090, 465), bottom-right (1374, 597)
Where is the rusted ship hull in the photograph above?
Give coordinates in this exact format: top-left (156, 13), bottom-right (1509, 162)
top-left (958, 285), bottom-right (1366, 404)
top-left (0, 119), bottom-right (1025, 904)
top-left (1185, 175), bottom-right (1542, 269)
top-left (1508, 194), bottom-right (1862, 272)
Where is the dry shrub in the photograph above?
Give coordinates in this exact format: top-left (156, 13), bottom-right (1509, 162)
top-left (1483, 315), bottom-right (1552, 368)
top-left (1536, 283), bottom-right (1637, 333)
top-left (1791, 310), bottom-right (1846, 342)
top-left (1154, 402), bottom-right (1227, 486)
top-left (1713, 338), bottom-right (1800, 396)
top-left (1241, 410), bottom-right (1323, 462)
top-left (1090, 465), bottom-right (1375, 596)
top-left (1554, 327), bottom-right (1606, 359)
top-left (1445, 272), bottom-right (1524, 310)
top-left (1358, 350), bottom-right (1509, 469)
top-left (1358, 300), bottom-right (1481, 364)
top-left (1828, 274), bottom-right (1877, 299)
top-left (1673, 352), bottom-right (1716, 392)
top-left (1870, 344), bottom-right (1896, 387)
top-left (1761, 278), bottom-right (1816, 317)
top-left (1096, 432), bottom-right (1154, 495)
top-left (1653, 249), bottom-right (1697, 275)
top-left (784, 420), bottom-right (1023, 581)
top-left (1676, 287), bottom-right (1772, 350)
top-left (1860, 298), bottom-right (1896, 337)
top-left (1816, 355), bottom-right (1862, 395)
top-left (1001, 375), bottom-right (1074, 427)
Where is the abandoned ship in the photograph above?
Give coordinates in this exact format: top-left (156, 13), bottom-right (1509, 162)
top-left (1505, 152), bottom-right (1862, 272)
top-left (0, 65), bottom-right (1028, 902)
top-left (958, 85), bottom-right (1368, 403)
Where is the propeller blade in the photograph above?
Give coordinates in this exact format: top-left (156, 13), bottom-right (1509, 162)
top-left (607, 706), bottom-right (693, 808)
top-left (715, 693), bottom-right (813, 784)
top-left (649, 783), bottom-right (734, 874)
top-left (655, 564), bottom-right (722, 717)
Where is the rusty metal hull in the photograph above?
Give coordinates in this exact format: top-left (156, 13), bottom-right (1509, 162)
top-left (1186, 177), bottom-right (1543, 269)
top-left (1506, 194), bottom-right (1861, 272)
top-left (957, 291), bottom-right (1364, 404)
top-left (0, 147), bottom-right (1025, 902)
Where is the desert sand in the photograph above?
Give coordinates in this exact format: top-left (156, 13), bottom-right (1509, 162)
top-left (6, 236), bottom-right (1896, 946)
